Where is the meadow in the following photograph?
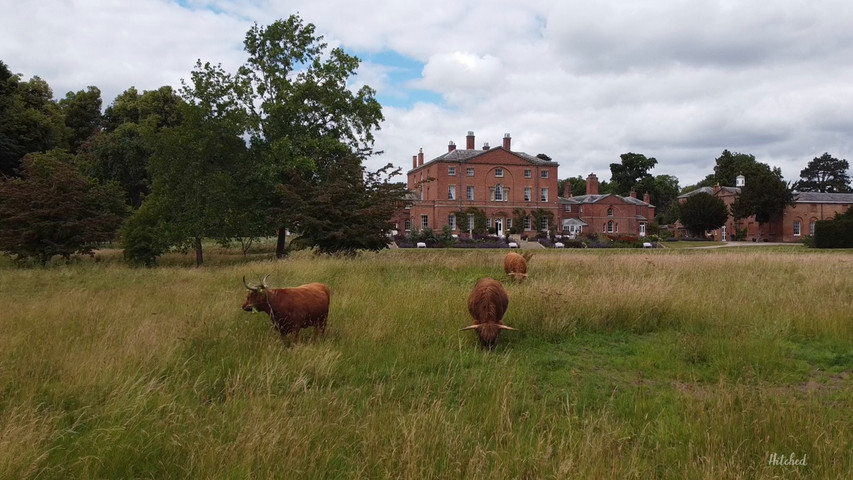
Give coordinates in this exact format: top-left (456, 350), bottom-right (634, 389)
top-left (1, 245), bottom-right (851, 479)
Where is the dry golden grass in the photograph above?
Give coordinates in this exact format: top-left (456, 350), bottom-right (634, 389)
top-left (0, 247), bottom-right (850, 478)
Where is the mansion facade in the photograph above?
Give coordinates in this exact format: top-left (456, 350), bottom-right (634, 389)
top-left (393, 131), bottom-right (655, 239)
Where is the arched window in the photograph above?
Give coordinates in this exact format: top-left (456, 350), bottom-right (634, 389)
top-left (607, 221), bottom-right (614, 233)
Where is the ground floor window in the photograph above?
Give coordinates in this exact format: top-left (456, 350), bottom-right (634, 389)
top-left (639, 223), bottom-right (646, 237)
top-left (448, 214), bottom-right (456, 231)
top-left (523, 216), bottom-right (531, 230)
top-left (421, 215), bottom-right (428, 230)
top-left (809, 220), bottom-right (816, 235)
top-left (793, 220), bottom-right (801, 236)
top-left (404, 219), bottom-right (411, 232)
top-left (540, 217), bottom-right (548, 231)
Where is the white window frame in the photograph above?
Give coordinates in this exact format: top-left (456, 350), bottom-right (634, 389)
top-left (524, 169), bottom-right (531, 179)
top-left (540, 217), bottom-right (549, 231)
top-left (404, 219), bottom-right (411, 232)
top-left (564, 204), bottom-right (571, 212)
top-left (448, 166), bottom-right (456, 176)
top-left (523, 216), bottom-right (531, 231)
top-left (809, 220), bottom-right (815, 236)
top-left (541, 170), bottom-right (549, 179)
top-left (467, 168), bottom-right (474, 177)
top-left (524, 187), bottom-right (532, 202)
top-left (448, 185), bottom-right (456, 200)
top-left (495, 168), bottom-right (504, 178)
top-left (541, 188), bottom-right (548, 202)
top-left (793, 220), bottom-right (801, 237)
top-left (448, 214), bottom-right (457, 231)
top-left (421, 215), bottom-right (429, 230)
top-left (467, 214), bottom-right (475, 230)
top-left (466, 185), bottom-right (474, 201)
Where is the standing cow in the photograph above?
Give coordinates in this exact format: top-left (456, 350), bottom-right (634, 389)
top-left (242, 275), bottom-right (330, 343)
top-left (461, 277), bottom-right (517, 349)
top-left (504, 251), bottom-right (532, 281)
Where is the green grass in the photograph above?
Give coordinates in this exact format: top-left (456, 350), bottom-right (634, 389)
top-left (1, 247), bottom-right (851, 479)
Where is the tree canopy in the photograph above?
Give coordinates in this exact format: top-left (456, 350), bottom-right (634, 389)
top-left (793, 153), bottom-right (851, 193)
top-left (0, 150), bottom-right (127, 263)
top-left (677, 192), bottom-right (729, 237)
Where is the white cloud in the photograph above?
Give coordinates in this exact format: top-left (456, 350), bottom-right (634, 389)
top-left (2, 0), bottom-right (852, 188)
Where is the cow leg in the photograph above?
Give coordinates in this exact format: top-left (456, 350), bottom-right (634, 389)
top-left (292, 330), bottom-right (300, 344)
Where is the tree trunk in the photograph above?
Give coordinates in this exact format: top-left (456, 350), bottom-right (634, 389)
top-left (194, 237), bottom-right (204, 267)
top-left (275, 227), bottom-right (288, 259)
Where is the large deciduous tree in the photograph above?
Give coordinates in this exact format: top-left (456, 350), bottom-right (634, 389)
top-left (58, 86), bottom-right (103, 154)
top-left (793, 153), bottom-right (852, 193)
top-left (0, 64), bottom-right (66, 176)
top-left (730, 162), bottom-right (793, 226)
top-left (610, 152), bottom-right (657, 196)
top-left (677, 192), bottom-right (729, 237)
top-left (0, 150), bottom-right (127, 263)
top-left (236, 15), bottom-right (385, 257)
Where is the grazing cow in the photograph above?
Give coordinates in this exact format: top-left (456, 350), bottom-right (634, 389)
top-left (504, 251), bottom-right (532, 281)
top-left (461, 277), bottom-right (516, 349)
top-left (242, 276), bottom-right (330, 343)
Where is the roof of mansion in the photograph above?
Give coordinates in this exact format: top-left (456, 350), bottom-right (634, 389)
top-left (793, 191), bottom-right (853, 203)
top-left (410, 147), bottom-right (558, 172)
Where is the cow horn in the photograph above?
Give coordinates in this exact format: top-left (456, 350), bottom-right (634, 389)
top-left (498, 324), bottom-right (517, 330)
top-left (243, 276), bottom-right (259, 292)
top-left (261, 275), bottom-right (269, 289)
top-left (460, 324), bottom-right (481, 331)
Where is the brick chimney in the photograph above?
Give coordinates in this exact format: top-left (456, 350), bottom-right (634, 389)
top-left (713, 183), bottom-right (721, 194)
top-left (466, 131), bottom-right (475, 150)
top-left (630, 188), bottom-right (637, 199)
top-left (563, 181), bottom-right (572, 198)
top-left (418, 148), bottom-right (424, 166)
top-left (503, 133), bottom-right (511, 150)
top-left (482, 142), bottom-right (490, 150)
top-left (412, 155), bottom-right (417, 169)
top-left (448, 141), bottom-right (456, 152)
top-left (643, 192), bottom-right (651, 204)
top-left (586, 173), bottom-right (599, 195)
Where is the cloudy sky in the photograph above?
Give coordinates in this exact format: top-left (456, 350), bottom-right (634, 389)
top-left (3, 0), bottom-right (852, 187)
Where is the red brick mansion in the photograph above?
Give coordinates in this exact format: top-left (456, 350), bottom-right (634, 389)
top-left (393, 131), bottom-right (655, 239)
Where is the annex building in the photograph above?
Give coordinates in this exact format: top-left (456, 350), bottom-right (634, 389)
top-left (677, 177), bottom-right (853, 242)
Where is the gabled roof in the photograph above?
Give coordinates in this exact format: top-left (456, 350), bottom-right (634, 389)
top-left (561, 218), bottom-right (588, 227)
top-left (793, 192), bottom-right (853, 204)
top-left (410, 147), bottom-right (557, 172)
top-left (677, 186), bottom-right (741, 199)
top-left (559, 193), bottom-right (654, 207)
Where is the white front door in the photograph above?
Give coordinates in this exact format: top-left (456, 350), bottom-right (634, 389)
top-left (495, 218), bottom-right (503, 237)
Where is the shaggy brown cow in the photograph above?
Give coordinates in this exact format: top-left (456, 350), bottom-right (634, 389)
top-left (461, 277), bottom-right (516, 349)
top-left (242, 276), bottom-right (330, 343)
top-left (504, 251), bottom-right (532, 281)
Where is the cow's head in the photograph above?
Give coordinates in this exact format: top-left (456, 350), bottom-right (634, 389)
top-left (461, 322), bottom-right (516, 350)
top-left (242, 275), bottom-right (270, 312)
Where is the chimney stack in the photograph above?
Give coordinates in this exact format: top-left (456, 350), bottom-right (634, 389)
top-left (563, 180), bottom-right (572, 198)
top-left (466, 131), bottom-right (475, 150)
top-left (586, 173), bottom-right (599, 195)
top-left (643, 192), bottom-right (651, 204)
top-left (418, 148), bottom-right (424, 166)
top-left (412, 155), bottom-right (417, 169)
top-left (448, 141), bottom-right (456, 152)
top-left (482, 142), bottom-right (490, 150)
top-left (503, 133), bottom-right (511, 150)
top-left (630, 188), bottom-right (637, 199)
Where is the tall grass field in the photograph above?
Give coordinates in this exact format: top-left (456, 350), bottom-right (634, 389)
top-left (1, 246), bottom-right (851, 479)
